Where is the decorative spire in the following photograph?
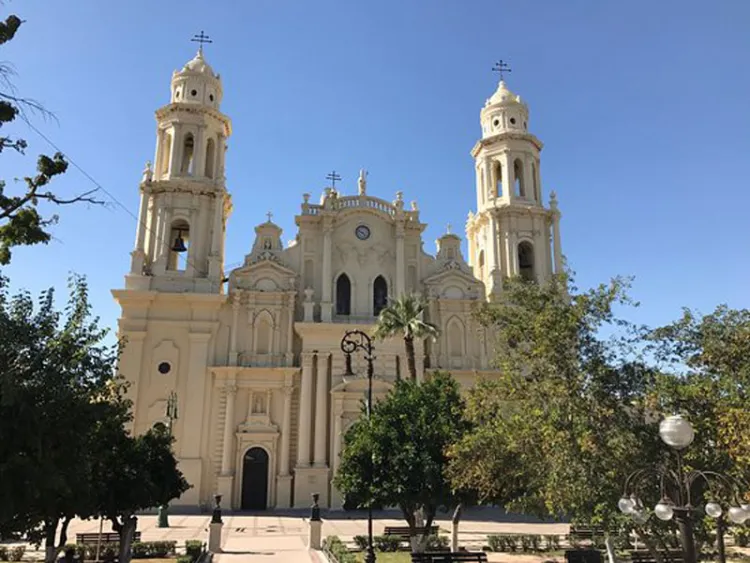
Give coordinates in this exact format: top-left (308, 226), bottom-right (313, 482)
top-left (358, 168), bottom-right (368, 195)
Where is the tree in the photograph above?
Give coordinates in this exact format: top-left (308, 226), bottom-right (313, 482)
top-left (373, 293), bottom-right (439, 381)
top-left (334, 372), bottom-right (470, 552)
top-left (91, 429), bottom-right (189, 563)
top-left (0, 274), bottom-right (126, 561)
top-left (0, 12), bottom-right (101, 264)
top-left (448, 274), bottom-right (662, 562)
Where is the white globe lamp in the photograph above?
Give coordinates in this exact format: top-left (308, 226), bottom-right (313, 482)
top-left (705, 502), bottom-right (723, 518)
top-left (618, 497), bottom-right (635, 514)
top-left (659, 415), bottom-right (695, 449)
top-left (654, 500), bottom-right (674, 521)
top-left (728, 506), bottom-right (748, 524)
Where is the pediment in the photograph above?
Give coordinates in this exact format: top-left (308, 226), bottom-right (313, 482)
top-left (423, 269), bottom-right (484, 300)
top-left (229, 260), bottom-right (297, 293)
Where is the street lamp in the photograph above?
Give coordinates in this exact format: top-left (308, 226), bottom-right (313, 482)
top-left (618, 415), bottom-right (749, 563)
top-left (157, 391), bottom-right (179, 528)
top-left (341, 329), bottom-right (377, 563)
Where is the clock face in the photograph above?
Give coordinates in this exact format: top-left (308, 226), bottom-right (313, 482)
top-left (355, 225), bottom-right (371, 240)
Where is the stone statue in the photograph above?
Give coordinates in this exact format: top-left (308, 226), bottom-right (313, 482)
top-left (358, 168), bottom-right (368, 196)
top-left (304, 287), bottom-right (314, 303)
top-left (142, 161), bottom-right (153, 183)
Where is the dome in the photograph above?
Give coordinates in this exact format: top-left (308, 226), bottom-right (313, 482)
top-left (182, 50), bottom-right (216, 78)
top-left (486, 80), bottom-right (523, 107)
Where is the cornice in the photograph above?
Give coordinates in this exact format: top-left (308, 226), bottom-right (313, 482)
top-left (155, 103), bottom-right (232, 136)
top-left (470, 132), bottom-right (543, 157)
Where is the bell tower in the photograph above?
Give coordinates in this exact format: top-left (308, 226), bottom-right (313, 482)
top-left (466, 66), bottom-right (563, 298)
top-left (126, 41), bottom-right (232, 293)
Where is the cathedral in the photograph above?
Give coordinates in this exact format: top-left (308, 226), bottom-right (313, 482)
top-left (113, 47), bottom-right (564, 511)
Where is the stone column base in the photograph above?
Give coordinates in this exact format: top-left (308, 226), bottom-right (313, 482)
top-left (293, 466), bottom-right (330, 508)
top-left (217, 475), bottom-right (235, 509)
top-left (320, 302), bottom-right (333, 323)
top-left (276, 474), bottom-right (293, 508)
top-left (208, 522), bottom-right (223, 553)
top-left (308, 520), bottom-right (322, 549)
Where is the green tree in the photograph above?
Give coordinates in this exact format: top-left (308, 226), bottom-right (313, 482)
top-left (448, 275), bottom-right (662, 561)
top-left (91, 429), bottom-right (189, 563)
top-left (0, 275), bottom-right (126, 561)
top-left (334, 372), bottom-right (470, 551)
top-left (373, 293), bottom-right (439, 381)
top-left (0, 13), bottom-right (101, 264)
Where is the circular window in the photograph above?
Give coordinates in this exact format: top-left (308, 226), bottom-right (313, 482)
top-left (157, 362), bottom-right (172, 375)
top-left (510, 117), bottom-right (517, 125)
top-left (191, 89), bottom-right (198, 97)
top-left (493, 119), bottom-right (500, 127)
top-left (209, 94), bottom-right (214, 102)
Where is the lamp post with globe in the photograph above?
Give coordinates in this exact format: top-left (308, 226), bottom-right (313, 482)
top-left (617, 415), bottom-right (750, 563)
top-left (157, 391), bottom-right (179, 528)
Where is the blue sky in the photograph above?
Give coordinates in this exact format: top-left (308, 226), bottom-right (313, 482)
top-left (2, 0), bottom-right (748, 335)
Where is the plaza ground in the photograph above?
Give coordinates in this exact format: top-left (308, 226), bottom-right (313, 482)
top-left (23, 508), bottom-right (569, 563)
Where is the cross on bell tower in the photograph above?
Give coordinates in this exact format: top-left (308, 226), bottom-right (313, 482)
top-left (191, 30), bottom-right (213, 54)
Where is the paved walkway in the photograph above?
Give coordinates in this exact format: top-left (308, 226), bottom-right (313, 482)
top-left (46, 509), bottom-right (569, 563)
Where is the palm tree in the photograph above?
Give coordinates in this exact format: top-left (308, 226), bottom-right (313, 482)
top-left (373, 293), bottom-right (440, 382)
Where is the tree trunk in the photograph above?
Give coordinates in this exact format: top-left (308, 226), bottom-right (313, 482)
top-left (414, 507), bottom-right (436, 553)
top-left (604, 534), bottom-right (618, 563)
top-left (44, 517), bottom-right (59, 563)
top-left (113, 514), bottom-right (138, 563)
top-left (404, 336), bottom-right (417, 382)
top-left (451, 504), bottom-right (463, 552)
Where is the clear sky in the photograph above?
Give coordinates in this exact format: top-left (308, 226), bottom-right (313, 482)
top-left (2, 0), bottom-right (748, 335)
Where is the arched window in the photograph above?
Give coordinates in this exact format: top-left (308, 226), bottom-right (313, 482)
top-left (304, 259), bottom-right (315, 291)
top-left (448, 319), bottom-right (464, 358)
top-left (167, 219), bottom-right (190, 271)
top-left (373, 275), bottom-right (388, 316)
top-left (514, 158), bottom-right (525, 198)
top-left (153, 422), bottom-right (167, 434)
top-left (205, 138), bottom-right (216, 179)
top-left (336, 274), bottom-right (351, 316)
top-left (160, 133), bottom-right (172, 177)
top-left (518, 241), bottom-right (535, 281)
top-left (478, 249), bottom-right (485, 280)
top-left (180, 133), bottom-right (195, 175)
top-left (255, 313), bottom-right (272, 355)
top-left (531, 162), bottom-right (538, 202)
top-left (493, 161), bottom-right (503, 197)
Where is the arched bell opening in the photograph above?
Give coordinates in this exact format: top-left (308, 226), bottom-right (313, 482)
top-left (518, 241), bottom-right (535, 281)
top-left (514, 158), bottom-right (526, 198)
top-left (205, 138), bottom-right (216, 179)
top-left (167, 219), bottom-right (190, 271)
top-left (180, 133), bottom-right (195, 175)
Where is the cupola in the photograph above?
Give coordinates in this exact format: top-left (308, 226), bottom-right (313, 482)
top-left (480, 80), bottom-right (529, 138)
top-left (170, 49), bottom-right (223, 109)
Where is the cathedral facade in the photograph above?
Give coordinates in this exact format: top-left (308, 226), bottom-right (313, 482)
top-left (113, 48), bottom-right (564, 510)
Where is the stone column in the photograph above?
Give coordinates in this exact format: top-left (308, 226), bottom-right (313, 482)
top-left (503, 152), bottom-right (514, 201)
top-left (330, 403), bottom-right (344, 509)
top-left (533, 217), bottom-right (545, 282)
top-left (321, 223), bottom-right (333, 321)
top-left (220, 383), bottom-right (238, 474)
top-left (280, 385), bottom-right (293, 475)
top-left (133, 187), bottom-right (150, 252)
top-left (153, 127), bottom-right (164, 177)
top-left (510, 231), bottom-right (519, 276)
top-left (209, 193), bottom-right (224, 279)
top-left (524, 156), bottom-right (534, 201)
top-left (313, 353), bottom-right (329, 467)
top-left (395, 223), bottom-right (405, 297)
top-left (552, 211), bottom-right (563, 274)
top-left (186, 197), bottom-right (198, 276)
top-left (195, 194), bottom-right (209, 276)
top-left (167, 124), bottom-right (180, 177)
top-left (503, 230), bottom-right (512, 278)
top-left (297, 352), bottom-right (315, 466)
top-left (194, 125), bottom-right (205, 177)
top-left (229, 294), bottom-right (241, 366)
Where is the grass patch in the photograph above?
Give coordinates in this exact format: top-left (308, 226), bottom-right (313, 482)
top-left (355, 553), bottom-right (411, 563)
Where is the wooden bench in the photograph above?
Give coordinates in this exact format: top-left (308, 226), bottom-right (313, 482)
top-left (630, 550), bottom-right (683, 563)
top-left (383, 526), bottom-right (439, 540)
top-left (75, 532), bottom-right (142, 545)
top-left (411, 552), bottom-right (488, 563)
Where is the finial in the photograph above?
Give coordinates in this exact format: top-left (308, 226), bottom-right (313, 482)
top-left (266, 211), bottom-right (273, 223)
top-left (549, 190), bottom-right (558, 209)
top-left (358, 168), bottom-right (368, 196)
top-left (492, 59), bottom-right (512, 82)
top-left (410, 201), bottom-right (419, 212)
top-left (326, 170), bottom-right (342, 189)
top-left (191, 30), bottom-right (213, 55)
top-left (446, 223), bottom-right (452, 235)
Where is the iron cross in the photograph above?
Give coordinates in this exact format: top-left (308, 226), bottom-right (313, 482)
top-left (266, 211), bottom-right (273, 222)
top-left (492, 59), bottom-right (512, 81)
top-left (326, 170), bottom-right (342, 189)
top-left (192, 31), bottom-right (213, 53)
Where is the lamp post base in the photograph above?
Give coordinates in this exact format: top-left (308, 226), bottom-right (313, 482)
top-left (156, 504), bottom-right (170, 528)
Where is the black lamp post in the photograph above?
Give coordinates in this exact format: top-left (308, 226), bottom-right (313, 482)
top-left (157, 391), bottom-right (179, 528)
top-left (618, 415), bottom-right (750, 563)
top-left (341, 329), bottom-right (377, 563)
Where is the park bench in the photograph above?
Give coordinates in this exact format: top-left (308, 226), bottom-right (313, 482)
top-left (630, 550), bottom-right (683, 563)
top-left (383, 526), bottom-right (439, 540)
top-left (569, 525), bottom-right (603, 542)
top-left (411, 552), bottom-right (488, 563)
top-left (75, 532), bottom-right (142, 545)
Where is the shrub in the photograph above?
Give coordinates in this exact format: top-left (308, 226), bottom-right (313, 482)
top-left (323, 536), bottom-right (356, 563)
top-left (521, 535), bottom-right (532, 552)
top-left (185, 540), bottom-right (204, 562)
top-left (0, 547), bottom-right (8, 561)
top-left (177, 556), bottom-right (193, 563)
top-left (506, 535), bottom-right (518, 552)
top-left (374, 535), bottom-right (401, 552)
top-left (9, 547), bottom-right (24, 562)
top-left (545, 535), bottom-right (561, 551)
top-left (353, 535), bottom-right (369, 550)
top-left (131, 541), bottom-right (177, 559)
top-left (425, 535), bottom-right (449, 551)
top-left (488, 535), bottom-right (504, 552)
top-left (735, 528), bottom-right (750, 548)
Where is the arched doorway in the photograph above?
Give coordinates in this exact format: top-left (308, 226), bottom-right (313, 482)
top-left (241, 447), bottom-right (269, 510)
top-left (373, 275), bottom-right (388, 316)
